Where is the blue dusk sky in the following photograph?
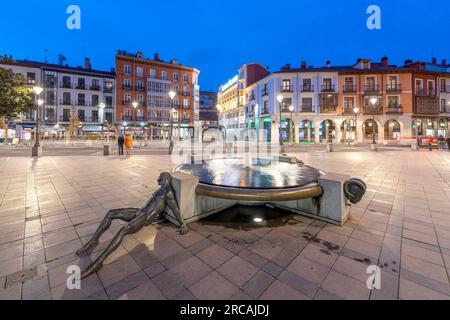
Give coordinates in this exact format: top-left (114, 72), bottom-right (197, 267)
top-left (1, 0), bottom-right (449, 90)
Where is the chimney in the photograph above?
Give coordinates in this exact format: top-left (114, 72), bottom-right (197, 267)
top-left (170, 58), bottom-right (177, 65)
top-left (442, 59), bottom-right (447, 66)
top-left (301, 61), bottom-right (307, 69)
top-left (404, 59), bottom-right (413, 66)
top-left (326, 60), bottom-right (331, 68)
top-left (432, 57), bottom-right (437, 64)
top-left (154, 52), bottom-right (160, 61)
top-left (58, 54), bottom-right (67, 66)
top-left (84, 57), bottom-right (91, 70)
top-left (381, 56), bottom-right (388, 66)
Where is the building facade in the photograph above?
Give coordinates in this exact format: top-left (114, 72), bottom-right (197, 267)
top-left (115, 50), bottom-right (200, 139)
top-left (220, 57), bottom-right (450, 145)
top-left (0, 56), bottom-right (116, 138)
top-left (199, 91), bottom-right (218, 126)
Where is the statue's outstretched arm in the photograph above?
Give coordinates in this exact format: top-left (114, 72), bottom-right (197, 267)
top-left (166, 191), bottom-right (188, 235)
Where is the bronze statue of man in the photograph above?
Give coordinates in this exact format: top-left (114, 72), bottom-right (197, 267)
top-left (76, 172), bottom-right (187, 279)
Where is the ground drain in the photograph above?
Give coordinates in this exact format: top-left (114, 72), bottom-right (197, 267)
top-left (5, 266), bottom-right (38, 288)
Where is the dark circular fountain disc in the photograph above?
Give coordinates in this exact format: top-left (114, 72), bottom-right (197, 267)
top-left (175, 158), bottom-right (321, 189)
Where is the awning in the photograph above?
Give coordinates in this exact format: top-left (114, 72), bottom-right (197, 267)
top-left (82, 125), bottom-right (103, 132)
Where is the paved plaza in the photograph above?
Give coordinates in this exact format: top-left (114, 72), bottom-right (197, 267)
top-left (0, 149), bottom-right (450, 300)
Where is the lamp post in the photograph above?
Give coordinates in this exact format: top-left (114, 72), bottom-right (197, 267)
top-left (289, 105), bottom-right (294, 145)
top-left (99, 102), bottom-right (106, 140)
top-left (276, 94), bottom-right (284, 152)
top-left (353, 107), bottom-right (359, 144)
top-left (132, 101), bottom-right (138, 135)
top-left (32, 86), bottom-right (43, 157)
top-left (168, 90), bottom-right (176, 155)
top-left (369, 97), bottom-right (378, 151)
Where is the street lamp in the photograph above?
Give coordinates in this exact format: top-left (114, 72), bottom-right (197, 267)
top-left (369, 97), bottom-right (378, 150)
top-left (289, 105), bottom-right (294, 145)
top-left (353, 107), bottom-right (359, 144)
top-left (168, 90), bottom-right (176, 155)
top-left (32, 86), bottom-right (43, 156)
top-left (276, 95), bottom-right (284, 151)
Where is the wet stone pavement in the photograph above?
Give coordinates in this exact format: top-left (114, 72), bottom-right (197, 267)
top-left (0, 150), bottom-right (449, 300)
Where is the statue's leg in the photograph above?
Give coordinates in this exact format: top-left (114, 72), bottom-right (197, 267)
top-left (80, 215), bottom-right (146, 279)
top-left (76, 208), bottom-right (139, 256)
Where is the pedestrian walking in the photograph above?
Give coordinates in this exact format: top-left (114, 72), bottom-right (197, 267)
top-left (118, 135), bottom-right (124, 156)
top-left (446, 138), bottom-right (450, 151)
top-left (437, 135), bottom-right (445, 150)
top-left (428, 135), bottom-right (434, 151)
top-left (125, 133), bottom-right (133, 156)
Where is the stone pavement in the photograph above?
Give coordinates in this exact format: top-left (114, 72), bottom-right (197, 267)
top-left (0, 150), bottom-right (449, 300)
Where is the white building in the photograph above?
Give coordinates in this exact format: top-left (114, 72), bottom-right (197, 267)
top-left (0, 57), bottom-right (116, 138)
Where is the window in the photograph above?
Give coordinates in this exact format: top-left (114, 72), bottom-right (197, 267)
top-left (92, 110), bottom-right (99, 122)
top-left (173, 73), bottom-right (179, 82)
top-left (427, 80), bottom-right (435, 95)
top-left (78, 93), bottom-right (86, 106)
top-left (92, 94), bottom-right (99, 106)
top-left (173, 85), bottom-right (179, 93)
top-left (323, 78), bottom-right (332, 90)
top-left (302, 79), bottom-right (312, 91)
top-left (124, 93), bottom-right (131, 103)
top-left (105, 81), bottom-right (113, 92)
top-left (124, 79), bottom-right (131, 89)
top-left (282, 79), bottom-right (291, 91)
top-left (137, 80), bottom-right (144, 90)
top-left (388, 96), bottom-right (399, 108)
top-left (302, 97), bottom-right (312, 107)
top-left (281, 98), bottom-right (292, 112)
top-left (441, 99), bottom-right (447, 112)
top-left (46, 91), bottom-right (55, 105)
top-left (344, 97), bottom-right (355, 111)
top-left (366, 76), bottom-right (376, 86)
top-left (45, 74), bottom-right (55, 88)
top-left (147, 81), bottom-right (170, 93)
top-left (137, 67), bottom-right (143, 77)
top-left (105, 96), bottom-right (113, 107)
top-left (91, 79), bottom-right (100, 90)
top-left (183, 99), bottom-right (189, 108)
top-left (78, 109), bottom-right (85, 121)
top-left (124, 109), bottom-right (131, 118)
top-left (161, 71), bottom-right (168, 80)
top-left (124, 65), bottom-right (131, 75)
top-left (62, 76), bottom-right (71, 88)
top-left (63, 92), bottom-right (71, 105)
top-left (27, 72), bottom-right (36, 85)
top-left (137, 94), bottom-right (144, 104)
top-left (77, 78), bottom-right (86, 89)
top-left (62, 109), bottom-right (70, 121)
top-left (387, 76), bottom-right (398, 88)
top-left (183, 86), bottom-right (189, 96)
top-left (415, 79), bottom-right (422, 92)
top-left (441, 79), bottom-right (447, 92)
top-left (149, 69), bottom-right (156, 79)
top-left (183, 74), bottom-right (189, 83)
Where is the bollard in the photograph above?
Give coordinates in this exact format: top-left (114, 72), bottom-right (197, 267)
top-left (411, 142), bottom-right (419, 151)
top-left (326, 143), bottom-right (334, 152)
top-left (103, 145), bottom-right (111, 156)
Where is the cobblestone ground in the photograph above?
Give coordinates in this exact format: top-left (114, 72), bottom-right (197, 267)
top-left (0, 150), bottom-right (449, 300)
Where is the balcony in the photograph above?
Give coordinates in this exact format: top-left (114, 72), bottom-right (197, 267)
top-left (364, 85), bottom-right (380, 94)
top-left (342, 107), bottom-right (357, 115)
top-left (280, 106), bottom-right (292, 113)
top-left (122, 116), bottom-right (132, 121)
top-left (90, 85), bottom-right (101, 91)
top-left (301, 85), bottom-right (314, 92)
top-left (135, 86), bottom-right (145, 91)
top-left (440, 106), bottom-right (450, 113)
top-left (440, 86), bottom-right (450, 93)
top-left (386, 84), bottom-right (402, 93)
top-left (416, 89), bottom-right (436, 97)
top-left (61, 83), bottom-right (73, 89)
top-left (122, 84), bottom-right (132, 90)
top-left (60, 100), bottom-right (74, 106)
top-left (363, 105), bottom-right (383, 115)
top-left (77, 101), bottom-right (87, 107)
top-left (261, 89), bottom-right (269, 96)
top-left (342, 85), bottom-right (357, 93)
top-left (104, 87), bottom-right (114, 93)
top-left (299, 105), bottom-right (314, 113)
top-left (122, 100), bottom-right (131, 105)
top-left (136, 116), bottom-right (146, 121)
top-left (386, 105), bottom-right (403, 114)
top-left (76, 84), bottom-right (86, 90)
top-left (281, 85), bottom-right (293, 93)
top-left (43, 116), bottom-right (57, 123)
top-left (320, 106), bottom-right (337, 113)
top-left (261, 107), bottom-right (269, 115)
top-left (59, 116), bottom-right (70, 122)
top-left (415, 97), bottom-right (439, 115)
top-left (321, 85), bottom-right (336, 93)
top-left (148, 117), bottom-right (170, 122)
top-left (249, 94), bottom-right (255, 101)
top-left (181, 91), bottom-right (191, 97)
